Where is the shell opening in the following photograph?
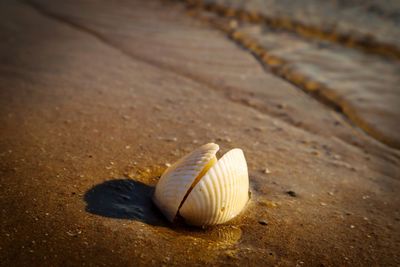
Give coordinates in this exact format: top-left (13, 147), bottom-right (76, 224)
top-left (176, 156), bottom-right (218, 217)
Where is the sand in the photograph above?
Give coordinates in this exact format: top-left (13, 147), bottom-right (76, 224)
top-left (0, 0), bottom-right (399, 266)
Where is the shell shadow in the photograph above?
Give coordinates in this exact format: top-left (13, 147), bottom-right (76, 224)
top-left (84, 178), bottom-right (167, 226)
top-left (84, 179), bottom-right (243, 245)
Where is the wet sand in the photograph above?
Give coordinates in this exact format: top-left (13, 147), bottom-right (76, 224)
top-left (0, 0), bottom-right (399, 266)
top-left (191, 0), bottom-right (400, 149)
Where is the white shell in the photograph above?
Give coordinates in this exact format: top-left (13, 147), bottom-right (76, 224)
top-left (153, 143), bottom-right (249, 226)
top-left (179, 148), bottom-right (248, 226)
top-left (153, 143), bottom-right (219, 222)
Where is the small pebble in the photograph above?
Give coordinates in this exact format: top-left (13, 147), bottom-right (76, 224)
top-left (350, 225), bottom-right (355, 229)
top-left (263, 168), bottom-right (271, 174)
top-left (277, 103), bottom-right (286, 109)
top-left (286, 190), bottom-right (297, 197)
top-left (258, 219), bottom-right (268, 226)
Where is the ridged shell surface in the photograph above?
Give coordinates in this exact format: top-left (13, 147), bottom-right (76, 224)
top-left (179, 148), bottom-right (249, 226)
top-left (153, 143), bottom-right (219, 222)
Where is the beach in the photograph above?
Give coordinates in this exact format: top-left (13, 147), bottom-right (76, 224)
top-left (0, 0), bottom-right (399, 266)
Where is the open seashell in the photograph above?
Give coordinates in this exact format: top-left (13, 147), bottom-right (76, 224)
top-left (153, 143), bottom-right (249, 226)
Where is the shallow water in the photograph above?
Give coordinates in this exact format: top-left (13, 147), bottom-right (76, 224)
top-left (197, 0), bottom-right (400, 149)
top-left (203, 0), bottom-right (400, 53)
top-left (238, 24), bottom-right (400, 148)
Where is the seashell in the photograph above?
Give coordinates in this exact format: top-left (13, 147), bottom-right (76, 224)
top-left (153, 143), bottom-right (249, 226)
